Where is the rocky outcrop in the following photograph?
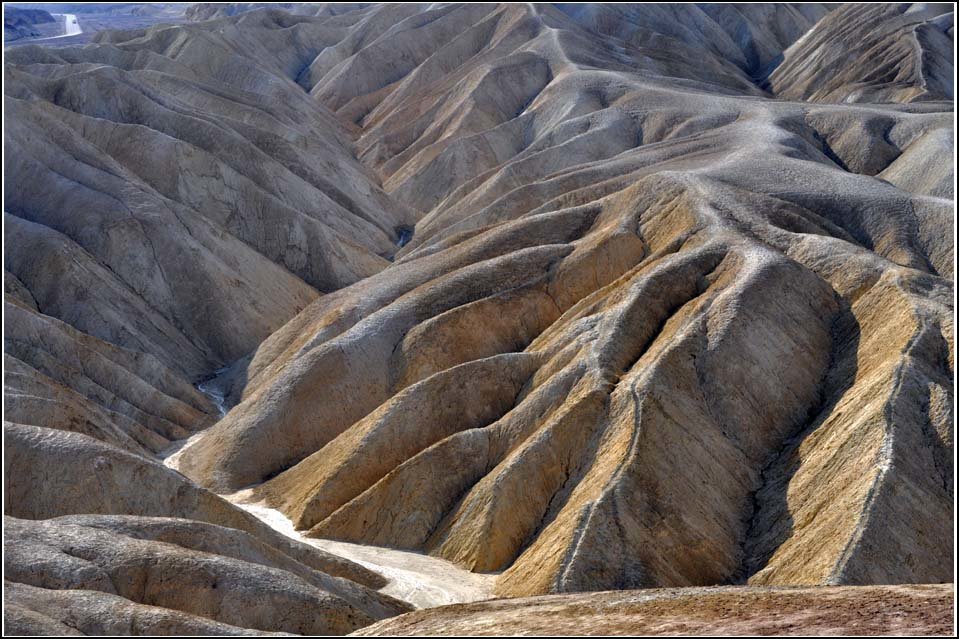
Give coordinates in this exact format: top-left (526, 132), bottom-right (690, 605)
top-left (4, 581), bottom-right (277, 636)
top-left (2, 421), bottom-right (410, 633)
top-left (4, 516), bottom-right (408, 635)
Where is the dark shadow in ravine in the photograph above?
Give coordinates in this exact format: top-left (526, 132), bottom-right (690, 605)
top-left (217, 356), bottom-right (251, 415)
top-left (736, 296), bottom-right (861, 582)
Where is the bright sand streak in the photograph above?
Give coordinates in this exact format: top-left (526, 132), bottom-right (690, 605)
top-left (226, 492), bottom-right (497, 609)
top-left (43, 14), bottom-right (82, 39)
top-left (162, 379), bottom-right (496, 609)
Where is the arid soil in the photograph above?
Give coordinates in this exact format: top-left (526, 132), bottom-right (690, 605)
top-left (355, 584), bottom-right (956, 636)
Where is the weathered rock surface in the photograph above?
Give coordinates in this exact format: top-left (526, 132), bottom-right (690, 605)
top-left (5, 9), bottom-right (416, 375)
top-left (354, 584), bottom-right (956, 636)
top-left (2, 2), bottom-right (954, 635)
top-left (768, 4), bottom-right (954, 103)
top-left (4, 294), bottom-right (215, 454)
top-left (185, 3), bottom-right (357, 21)
top-left (3, 516), bottom-right (407, 635)
top-left (170, 2), bottom-right (952, 599)
top-left (3, 422), bottom-right (388, 590)
top-left (1, 420), bottom-right (415, 632)
top-left (4, 581), bottom-right (279, 636)
top-left (2, 421), bottom-right (410, 633)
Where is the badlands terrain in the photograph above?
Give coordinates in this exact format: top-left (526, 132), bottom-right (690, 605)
top-left (3, 4), bottom-right (188, 47)
top-left (3, 8), bottom-right (60, 42)
top-left (2, 2), bottom-right (956, 636)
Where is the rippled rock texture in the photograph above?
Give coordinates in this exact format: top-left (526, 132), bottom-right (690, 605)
top-left (355, 584), bottom-right (956, 636)
top-left (3, 2), bottom-right (955, 635)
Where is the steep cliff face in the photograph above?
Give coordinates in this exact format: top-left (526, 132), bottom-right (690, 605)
top-left (3, 2), bottom-right (954, 634)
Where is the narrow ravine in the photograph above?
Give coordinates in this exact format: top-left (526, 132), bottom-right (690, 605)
top-left (160, 373), bottom-right (496, 610)
top-left (159, 367), bottom-right (229, 466)
top-left (197, 367), bottom-right (230, 418)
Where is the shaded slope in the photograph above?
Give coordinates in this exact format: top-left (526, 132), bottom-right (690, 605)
top-left (767, 3), bottom-right (954, 103)
top-left (2, 421), bottom-right (410, 633)
top-left (167, 3), bottom-right (953, 597)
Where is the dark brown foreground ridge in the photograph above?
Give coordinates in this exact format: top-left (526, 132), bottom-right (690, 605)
top-left (355, 584), bottom-right (956, 636)
top-left (3, 2), bottom-right (954, 635)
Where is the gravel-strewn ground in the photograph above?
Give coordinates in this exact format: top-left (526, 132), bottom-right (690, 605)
top-left (354, 584), bottom-right (956, 636)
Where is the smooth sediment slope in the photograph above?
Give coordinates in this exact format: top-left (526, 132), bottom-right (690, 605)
top-left (3, 2), bottom-right (954, 635)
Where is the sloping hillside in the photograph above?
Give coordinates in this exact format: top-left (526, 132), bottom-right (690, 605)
top-left (3, 3), bottom-right (954, 635)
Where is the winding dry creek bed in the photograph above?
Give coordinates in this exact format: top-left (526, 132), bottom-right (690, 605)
top-left (225, 494), bottom-right (497, 609)
top-left (161, 379), bottom-right (496, 610)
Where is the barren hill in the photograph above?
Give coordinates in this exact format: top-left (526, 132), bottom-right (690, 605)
top-left (3, 2), bottom-right (955, 636)
top-left (4, 8), bottom-right (57, 42)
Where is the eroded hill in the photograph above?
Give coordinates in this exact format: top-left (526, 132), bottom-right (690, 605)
top-left (3, 2), bottom-right (955, 635)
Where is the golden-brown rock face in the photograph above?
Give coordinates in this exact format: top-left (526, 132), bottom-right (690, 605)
top-left (3, 2), bottom-right (955, 635)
